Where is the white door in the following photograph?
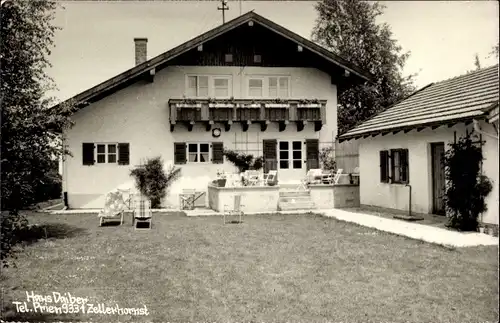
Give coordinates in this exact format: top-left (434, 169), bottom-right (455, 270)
top-left (278, 140), bottom-right (305, 183)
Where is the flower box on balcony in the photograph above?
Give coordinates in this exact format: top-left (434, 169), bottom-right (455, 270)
top-left (265, 103), bottom-right (290, 108)
top-left (209, 103), bottom-right (235, 108)
top-left (297, 103), bottom-right (322, 108)
top-left (176, 103), bottom-right (202, 108)
top-left (237, 103), bottom-right (261, 108)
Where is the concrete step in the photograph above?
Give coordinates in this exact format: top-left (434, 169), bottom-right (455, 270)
top-left (279, 195), bottom-right (312, 203)
top-left (279, 190), bottom-right (310, 197)
top-left (279, 201), bottom-right (316, 210)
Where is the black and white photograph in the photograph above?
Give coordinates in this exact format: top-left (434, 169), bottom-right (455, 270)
top-left (1, 0), bottom-right (499, 322)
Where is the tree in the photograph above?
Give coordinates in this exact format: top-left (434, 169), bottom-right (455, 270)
top-left (488, 43), bottom-right (499, 59)
top-left (312, 0), bottom-right (416, 134)
top-left (1, 0), bottom-right (76, 266)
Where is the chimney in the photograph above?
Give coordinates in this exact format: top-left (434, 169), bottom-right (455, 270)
top-left (134, 38), bottom-right (148, 66)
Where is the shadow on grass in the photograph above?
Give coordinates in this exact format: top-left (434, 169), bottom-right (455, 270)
top-left (16, 223), bottom-right (88, 245)
top-left (1, 303), bottom-right (82, 322)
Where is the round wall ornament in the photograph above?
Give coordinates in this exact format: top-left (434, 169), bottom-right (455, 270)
top-left (212, 128), bottom-right (222, 138)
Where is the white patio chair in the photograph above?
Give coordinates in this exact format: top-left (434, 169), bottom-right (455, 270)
top-left (247, 170), bottom-right (261, 186)
top-left (223, 194), bottom-right (244, 224)
top-left (98, 191), bottom-right (126, 226)
top-left (333, 168), bottom-right (344, 184)
top-left (263, 170), bottom-right (278, 186)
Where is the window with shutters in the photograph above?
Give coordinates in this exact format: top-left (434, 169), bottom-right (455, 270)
top-left (187, 143), bottom-right (210, 163)
top-left (96, 143), bottom-right (117, 164)
top-left (83, 142), bottom-right (129, 166)
top-left (278, 140), bottom-right (302, 169)
top-left (390, 149), bottom-right (409, 183)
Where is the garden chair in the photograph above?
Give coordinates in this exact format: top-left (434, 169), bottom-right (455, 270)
top-left (133, 195), bottom-right (153, 230)
top-left (298, 169), bottom-right (322, 190)
top-left (98, 190), bottom-right (126, 226)
top-left (246, 170), bottom-right (261, 186)
top-left (333, 169), bottom-right (344, 184)
top-left (179, 189), bottom-right (196, 210)
top-left (223, 194), bottom-right (244, 224)
top-left (263, 170), bottom-right (278, 186)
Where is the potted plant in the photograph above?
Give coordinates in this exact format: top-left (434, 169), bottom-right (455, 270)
top-left (216, 169), bottom-right (227, 187)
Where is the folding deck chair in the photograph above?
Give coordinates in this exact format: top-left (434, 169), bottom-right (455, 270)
top-left (98, 190), bottom-right (126, 226)
top-left (133, 195), bottom-right (153, 230)
top-left (263, 170), bottom-right (278, 186)
top-left (179, 189), bottom-right (196, 210)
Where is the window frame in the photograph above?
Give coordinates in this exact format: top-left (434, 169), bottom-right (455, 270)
top-left (185, 75), bottom-right (233, 98)
top-left (268, 76), bottom-right (290, 98)
top-left (389, 148), bottom-right (409, 184)
top-left (278, 140), bottom-right (302, 170)
top-left (95, 143), bottom-right (118, 165)
top-left (187, 142), bottom-right (211, 164)
top-left (380, 150), bottom-right (389, 183)
top-left (247, 77), bottom-right (265, 98)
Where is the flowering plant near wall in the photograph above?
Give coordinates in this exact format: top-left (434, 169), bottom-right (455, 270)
top-left (319, 146), bottom-right (336, 172)
top-left (216, 169), bottom-right (226, 179)
top-left (443, 134), bottom-right (493, 231)
top-left (223, 149), bottom-right (264, 173)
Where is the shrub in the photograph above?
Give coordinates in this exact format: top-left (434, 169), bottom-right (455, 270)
top-left (223, 149), bottom-right (264, 173)
top-left (130, 157), bottom-right (181, 208)
top-left (443, 134), bottom-right (493, 231)
top-left (1, 211), bottom-right (28, 267)
top-left (319, 146), bottom-right (336, 171)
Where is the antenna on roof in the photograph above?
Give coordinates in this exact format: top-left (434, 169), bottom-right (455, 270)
top-left (217, 0), bottom-right (229, 24)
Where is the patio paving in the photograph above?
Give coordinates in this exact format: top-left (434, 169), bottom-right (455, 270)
top-left (317, 208), bottom-right (499, 248)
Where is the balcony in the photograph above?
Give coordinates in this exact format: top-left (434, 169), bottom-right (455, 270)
top-left (168, 98), bottom-right (326, 132)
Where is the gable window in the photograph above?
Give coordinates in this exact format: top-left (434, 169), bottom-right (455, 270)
top-left (269, 76), bottom-right (290, 98)
top-left (187, 75), bottom-right (209, 97)
top-left (186, 75), bottom-right (232, 98)
top-left (82, 142), bottom-right (129, 166)
top-left (248, 78), bottom-right (263, 97)
top-left (174, 142), bottom-right (224, 165)
top-left (213, 77), bottom-right (229, 97)
top-left (390, 149), bottom-right (409, 183)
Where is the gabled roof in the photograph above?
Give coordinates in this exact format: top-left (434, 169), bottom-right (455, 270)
top-left (55, 11), bottom-right (372, 109)
top-left (339, 64), bottom-right (499, 141)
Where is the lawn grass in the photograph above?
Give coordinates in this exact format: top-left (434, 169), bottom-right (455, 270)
top-left (1, 211), bottom-right (498, 322)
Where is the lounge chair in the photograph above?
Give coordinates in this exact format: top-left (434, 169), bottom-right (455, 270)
top-left (333, 169), bottom-right (344, 184)
top-left (179, 189), bottom-right (196, 210)
top-left (223, 194), bottom-right (244, 224)
top-left (133, 195), bottom-right (153, 230)
top-left (246, 170), bottom-right (261, 186)
top-left (263, 170), bottom-right (278, 186)
top-left (98, 191), bottom-right (126, 226)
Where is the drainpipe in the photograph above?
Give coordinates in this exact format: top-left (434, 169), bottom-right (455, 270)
top-left (405, 183), bottom-right (412, 217)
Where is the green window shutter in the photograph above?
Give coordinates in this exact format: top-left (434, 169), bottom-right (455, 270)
top-left (263, 139), bottom-right (277, 172)
top-left (305, 139), bottom-right (319, 170)
top-left (118, 143), bottom-right (130, 165)
top-left (380, 150), bottom-right (388, 183)
top-left (212, 142), bottom-right (224, 164)
top-left (82, 143), bottom-right (95, 166)
top-left (174, 142), bottom-right (186, 164)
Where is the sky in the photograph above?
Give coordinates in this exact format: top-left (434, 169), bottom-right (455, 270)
top-left (48, 0), bottom-right (499, 103)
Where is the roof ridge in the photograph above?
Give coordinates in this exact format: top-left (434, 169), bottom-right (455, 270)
top-left (431, 64), bottom-right (499, 87)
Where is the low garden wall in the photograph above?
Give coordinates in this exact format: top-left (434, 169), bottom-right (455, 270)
top-left (208, 184), bottom-right (280, 213)
top-left (309, 184), bottom-right (360, 209)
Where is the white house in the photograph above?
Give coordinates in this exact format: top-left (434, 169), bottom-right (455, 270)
top-left (339, 65), bottom-right (499, 227)
top-left (57, 12), bottom-right (371, 209)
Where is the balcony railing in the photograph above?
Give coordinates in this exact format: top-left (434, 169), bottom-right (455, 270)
top-left (168, 98), bottom-right (327, 131)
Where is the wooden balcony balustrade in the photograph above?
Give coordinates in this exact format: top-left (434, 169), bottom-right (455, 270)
top-left (168, 99), bottom-right (326, 132)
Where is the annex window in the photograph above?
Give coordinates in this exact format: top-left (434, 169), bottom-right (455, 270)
top-left (82, 143), bottom-right (129, 166)
top-left (379, 150), bottom-right (389, 183)
top-left (187, 75), bottom-right (209, 97)
top-left (390, 149), bottom-right (409, 183)
top-left (269, 76), bottom-right (290, 98)
top-left (248, 78), bottom-right (263, 97)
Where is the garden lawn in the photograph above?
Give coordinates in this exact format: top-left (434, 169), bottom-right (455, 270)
top-left (1, 212), bottom-right (498, 322)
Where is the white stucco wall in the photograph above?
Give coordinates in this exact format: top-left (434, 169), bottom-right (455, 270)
top-left (63, 66), bottom-right (339, 208)
top-left (358, 122), bottom-right (498, 225)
